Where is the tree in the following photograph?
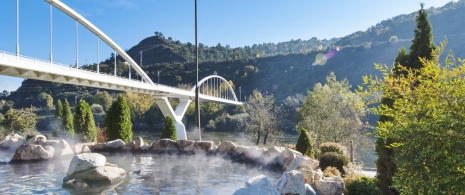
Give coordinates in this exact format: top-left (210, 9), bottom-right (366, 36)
top-left (92, 91), bottom-right (113, 111)
top-left (358, 42), bottom-right (465, 193)
top-left (105, 94), bottom-right (132, 142)
top-left (237, 89), bottom-right (283, 145)
top-left (297, 72), bottom-right (367, 149)
top-left (124, 92), bottom-right (155, 121)
top-left (1, 108), bottom-right (37, 135)
top-left (62, 99), bottom-right (74, 136)
top-left (296, 127), bottom-right (315, 158)
top-left (160, 115), bottom-right (177, 140)
top-left (55, 100), bottom-right (63, 119)
top-left (46, 94), bottom-right (54, 110)
top-left (375, 6), bottom-right (436, 194)
top-left (74, 99), bottom-right (97, 142)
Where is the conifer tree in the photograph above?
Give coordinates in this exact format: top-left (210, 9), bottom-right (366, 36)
top-left (376, 4), bottom-right (435, 194)
top-left (160, 115), bottom-right (177, 140)
top-left (105, 94), bottom-right (133, 142)
top-left (62, 99), bottom-right (74, 136)
top-left (295, 127), bottom-right (314, 158)
top-left (74, 99), bottom-right (97, 142)
top-left (55, 99), bottom-right (63, 119)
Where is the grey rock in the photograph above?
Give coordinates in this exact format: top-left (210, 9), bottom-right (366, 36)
top-left (233, 174), bottom-right (280, 195)
top-left (104, 139), bottom-right (125, 149)
top-left (67, 153), bottom-right (106, 175)
top-left (275, 170), bottom-right (306, 195)
top-left (123, 141), bottom-right (136, 150)
top-left (134, 137), bottom-right (144, 149)
top-left (177, 140), bottom-right (195, 152)
top-left (234, 146), bottom-right (250, 155)
top-left (299, 167), bottom-right (316, 184)
top-left (12, 144), bottom-right (55, 161)
top-left (305, 183), bottom-right (318, 195)
top-left (194, 141), bottom-right (214, 152)
top-left (53, 139), bottom-right (75, 158)
top-left (151, 139), bottom-right (179, 153)
top-left (313, 176), bottom-right (344, 195)
top-left (217, 141), bottom-right (237, 153)
top-left (26, 135), bottom-right (46, 145)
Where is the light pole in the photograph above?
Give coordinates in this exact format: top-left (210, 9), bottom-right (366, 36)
top-left (157, 71), bottom-right (160, 84)
top-left (139, 46), bottom-right (158, 81)
top-left (16, 0), bottom-right (19, 59)
top-left (194, 0), bottom-right (201, 141)
top-left (49, 4), bottom-right (52, 64)
top-left (239, 86), bottom-right (241, 102)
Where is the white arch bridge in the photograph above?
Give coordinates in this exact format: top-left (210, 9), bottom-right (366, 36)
top-left (0, 0), bottom-right (241, 140)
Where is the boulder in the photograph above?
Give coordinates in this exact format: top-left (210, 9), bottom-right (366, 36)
top-left (104, 139), bottom-right (125, 149)
top-left (12, 144), bottom-right (55, 161)
top-left (91, 143), bottom-right (104, 150)
top-left (275, 170), bottom-right (306, 195)
top-left (0, 136), bottom-right (24, 149)
top-left (194, 141), bottom-right (214, 152)
top-left (151, 139), bottom-right (179, 153)
top-left (53, 139), bottom-right (75, 158)
top-left (67, 153), bottom-right (106, 175)
top-left (299, 167), bottom-right (316, 184)
top-left (299, 157), bottom-right (319, 170)
top-left (244, 147), bottom-right (267, 163)
top-left (44, 140), bottom-right (61, 146)
top-left (74, 143), bottom-right (93, 154)
top-left (65, 165), bottom-right (127, 184)
top-left (26, 135), bottom-right (47, 145)
top-left (140, 145), bottom-right (150, 151)
top-left (134, 137), bottom-right (144, 149)
top-left (217, 141), bottom-right (237, 153)
top-left (177, 140), bottom-right (195, 152)
top-left (313, 176), bottom-right (344, 195)
top-left (123, 141), bottom-right (135, 150)
top-left (305, 183), bottom-right (318, 195)
top-left (234, 146), bottom-right (250, 155)
top-left (314, 168), bottom-right (324, 182)
top-left (233, 174), bottom-right (280, 195)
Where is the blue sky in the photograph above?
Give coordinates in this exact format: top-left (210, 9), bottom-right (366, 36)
top-left (0, 0), bottom-right (452, 92)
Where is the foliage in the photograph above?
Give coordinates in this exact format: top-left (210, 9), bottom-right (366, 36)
top-left (105, 94), bottom-right (133, 142)
top-left (319, 152), bottom-right (349, 175)
top-left (323, 166), bottom-right (341, 177)
top-left (345, 176), bottom-right (380, 195)
top-left (297, 72), bottom-right (368, 149)
top-left (237, 89), bottom-right (284, 145)
top-left (90, 104), bottom-right (104, 114)
top-left (91, 91), bottom-right (113, 111)
top-left (320, 142), bottom-right (346, 156)
top-left (160, 115), bottom-right (177, 140)
top-left (124, 92), bottom-right (155, 122)
top-left (74, 99), bottom-right (97, 142)
top-left (357, 41), bottom-right (465, 193)
top-left (295, 127), bottom-right (315, 158)
top-left (62, 99), bottom-right (74, 137)
top-left (367, 6), bottom-right (436, 195)
top-left (55, 99), bottom-right (63, 119)
top-left (1, 108), bottom-right (37, 135)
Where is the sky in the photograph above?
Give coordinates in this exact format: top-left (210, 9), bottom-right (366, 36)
top-left (0, 0), bottom-right (452, 92)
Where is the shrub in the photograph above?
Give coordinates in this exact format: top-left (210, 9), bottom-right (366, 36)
top-left (2, 108), bottom-right (37, 136)
top-left (323, 166), bottom-right (341, 177)
top-left (345, 176), bottom-right (380, 195)
top-left (105, 94), bottom-right (133, 142)
top-left (320, 142), bottom-right (346, 156)
top-left (295, 128), bottom-right (315, 158)
top-left (74, 99), bottom-right (97, 142)
top-left (90, 104), bottom-right (104, 114)
top-left (62, 99), bottom-right (74, 137)
top-left (97, 127), bottom-right (108, 143)
top-left (160, 115), bottom-right (177, 140)
top-left (319, 152), bottom-right (349, 175)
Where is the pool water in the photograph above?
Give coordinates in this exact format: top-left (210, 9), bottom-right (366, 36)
top-left (0, 153), bottom-right (282, 194)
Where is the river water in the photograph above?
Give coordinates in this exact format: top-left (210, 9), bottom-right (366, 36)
top-left (0, 130), bottom-right (289, 194)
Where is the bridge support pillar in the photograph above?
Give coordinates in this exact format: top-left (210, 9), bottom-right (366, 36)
top-left (154, 97), bottom-right (192, 140)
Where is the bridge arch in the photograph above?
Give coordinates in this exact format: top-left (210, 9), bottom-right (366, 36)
top-left (45, 0), bottom-right (154, 85)
top-left (191, 75), bottom-right (239, 102)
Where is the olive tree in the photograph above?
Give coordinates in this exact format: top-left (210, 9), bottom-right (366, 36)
top-left (2, 108), bottom-right (37, 135)
top-left (237, 89), bottom-right (283, 145)
top-left (297, 72), bottom-right (368, 149)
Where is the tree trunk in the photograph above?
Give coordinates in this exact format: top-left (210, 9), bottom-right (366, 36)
top-left (256, 131), bottom-right (260, 145)
top-left (263, 133), bottom-right (268, 145)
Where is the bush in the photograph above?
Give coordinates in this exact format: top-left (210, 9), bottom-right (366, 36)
top-left (97, 127), bottom-right (108, 143)
top-left (105, 94), bottom-right (133, 142)
top-left (295, 128), bottom-right (315, 158)
top-left (345, 176), bottom-right (380, 195)
top-left (320, 142), bottom-right (346, 156)
top-left (90, 104), bottom-right (104, 114)
top-left (319, 152), bottom-right (349, 175)
top-left (323, 166), bottom-right (341, 177)
top-left (160, 115), bottom-right (177, 140)
top-left (62, 99), bottom-right (74, 137)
